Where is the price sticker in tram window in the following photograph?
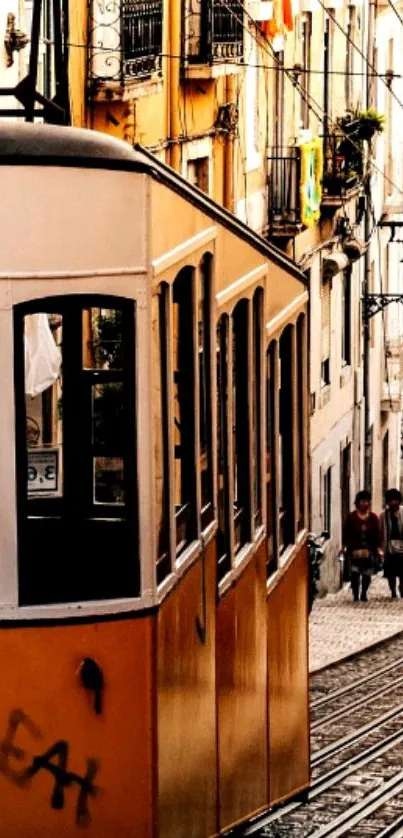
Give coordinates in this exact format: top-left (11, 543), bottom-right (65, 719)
top-left (27, 449), bottom-right (59, 494)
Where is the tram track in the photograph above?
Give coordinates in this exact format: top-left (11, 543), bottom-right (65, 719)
top-left (242, 635), bottom-right (403, 837)
top-left (243, 718), bottom-right (403, 835)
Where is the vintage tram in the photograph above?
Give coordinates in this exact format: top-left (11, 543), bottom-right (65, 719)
top-left (0, 122), bottom-right (309, 837)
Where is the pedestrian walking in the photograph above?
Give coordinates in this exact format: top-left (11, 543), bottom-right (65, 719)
top-left (343, 491), bottom-right (382, 602)
top-left (379, 488), bottom-right (403, 599)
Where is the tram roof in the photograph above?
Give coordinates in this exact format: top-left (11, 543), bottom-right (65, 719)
top-left (0, 122), bottom-right (306, 283)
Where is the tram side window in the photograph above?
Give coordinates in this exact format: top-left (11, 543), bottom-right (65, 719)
top-left (217, 315), bottom-right (231, 580)
top-left (296, 314), bottom-right (306, 531)
top-left (16, 298), bottom-right (138, 606)
top-left (279, 325), bottom-right (295, 553)
top-left (266, 341), bottom-right (277, 574)
top-left (252, 289), bottom-right (263, 530)
top-left (199, 255), bottom-right (214, 530)
top-left (173, 269), bottom-right (197, 555)
top-left (153, 286), bottom-right (171, 583)
top-left (232, 299), bottom-right (251, 553)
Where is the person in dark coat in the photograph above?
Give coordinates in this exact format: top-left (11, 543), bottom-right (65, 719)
top-left (343, 490), bottom-right (382, 602)
top-left (379, 488), bottom-right (403, 599)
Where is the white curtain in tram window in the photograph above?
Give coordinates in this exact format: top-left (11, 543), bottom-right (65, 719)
top-left (24, 313), bottom-right (61, 396)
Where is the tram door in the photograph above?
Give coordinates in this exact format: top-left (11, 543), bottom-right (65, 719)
top-left (14, 296), bottom-right (138, 606)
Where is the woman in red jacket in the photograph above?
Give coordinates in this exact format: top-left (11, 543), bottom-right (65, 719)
top-left (343, 490), bottom-right (383, 602)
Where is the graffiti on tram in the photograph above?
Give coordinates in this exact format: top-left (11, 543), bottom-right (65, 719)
top-left (0, 709), bottom-right (99, 827)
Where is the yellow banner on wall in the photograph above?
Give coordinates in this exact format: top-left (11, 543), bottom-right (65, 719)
top-left (299, 138), bottom-right (323, 228)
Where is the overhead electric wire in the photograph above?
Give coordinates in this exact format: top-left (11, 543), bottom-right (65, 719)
top-left (383, 0), bottom-right (403, 34)
top-left (315, 0), bottom-right (403, 115)
top-left (215, 0), bottom-right (403, 201)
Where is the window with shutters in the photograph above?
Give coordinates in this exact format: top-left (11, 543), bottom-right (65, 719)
top-left (300, 14), bottom-right (312, 129)
top-left (321, 278), bottom-right (331, 387)
top-left (345, 7), bottom-right (356, 111)
top-left (323, 466), bottom-right (332, 535)
top-left (341, 268), bottom-right (351, 367)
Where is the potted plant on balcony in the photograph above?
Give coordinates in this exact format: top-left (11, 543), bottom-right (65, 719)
top-left (337, 108), bottom-right (385, 143)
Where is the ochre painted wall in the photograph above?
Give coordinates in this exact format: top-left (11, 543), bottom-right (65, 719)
top-left (216, 544), bottom-right (268, 831)
top-left (157, 541), bottom-right (218, 838)
top-left (267, 544), bottom-right (310, 805)
top-left (0, 617), bottom-right (156, 837)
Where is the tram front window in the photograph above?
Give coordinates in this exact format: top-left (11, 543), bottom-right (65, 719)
top-left (15, 297), bottom-right (138, 606)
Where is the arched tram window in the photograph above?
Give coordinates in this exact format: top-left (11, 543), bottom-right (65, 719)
top-left (14, 296), bottom-right (138, 606)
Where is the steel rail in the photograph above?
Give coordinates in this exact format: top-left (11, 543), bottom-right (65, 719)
top-left (311, 656), bottom-right (403, 710)
top-left (312, 701), bottom-right (403, 766)
top-left (308, 771), bottom-right (403, 838)
top-left (243, 710), bottom-right (403, 834)
top-left (311, 673), bottom-right (403, 731)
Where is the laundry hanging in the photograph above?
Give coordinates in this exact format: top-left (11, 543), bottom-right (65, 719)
top-left (24, 313), bottom-right (62, 397)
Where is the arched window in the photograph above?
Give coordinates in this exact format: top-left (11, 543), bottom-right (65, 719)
top-left (216, 314), bottom-right (231, 580)
top-left (14, 296), bottom-right (138, 606)
top-left (252, 288), bottom-right (263, 530)
top-left (198, 255), bottom-right (214, 530)
top-left (153, 283), bottom-right (171, 583)
top-left (266, 340), bottom-right (277, 574)
top-left (232, 299), bottom-right (250, 553)
top-left (296, 314), bottom-right (306, 531)
top-left (172, 268), bottom-right (197, 554)
top-left (279, 325), bottom-right (295, 553)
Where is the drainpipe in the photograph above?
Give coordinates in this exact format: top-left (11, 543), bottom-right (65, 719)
top-left (363, 0), bottom-right (376, 490)
top-left (224, 75), bottom-right (236, 211)
top-left (169, 0), bottom-right (181, 171)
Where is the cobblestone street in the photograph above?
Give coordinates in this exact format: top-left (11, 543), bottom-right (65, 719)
top-left (310, 575), bottom-right (403, 672)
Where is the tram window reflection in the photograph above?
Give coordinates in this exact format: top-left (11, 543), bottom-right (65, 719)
top-left (24, 313), bottom-right (63, 499)
top-left (266, 341), bottom-right (277, 574)
top-left (82, 307), bottom-right (123, 370)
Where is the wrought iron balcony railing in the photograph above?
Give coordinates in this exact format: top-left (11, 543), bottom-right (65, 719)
top-left (89, 0), bottom-right (163, 90)
top-left (267, 147), bottom-right (301, 235)
top-left (183, 0), bottom-right (244, 66)
top-left (321, 133), bottom-right (363, 198)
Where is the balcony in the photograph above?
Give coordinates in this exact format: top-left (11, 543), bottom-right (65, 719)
top-left (89, 0), bottom-right (163, 98)
top-left (183, 0), bottom-right (244, 79)
top-left (267, 147), bottom-right (302, 239)
top-left (321, 133), bottom-right (363, 207)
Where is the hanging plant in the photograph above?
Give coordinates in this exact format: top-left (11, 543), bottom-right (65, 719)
top-left (337, 108), bottom-right (385, 143)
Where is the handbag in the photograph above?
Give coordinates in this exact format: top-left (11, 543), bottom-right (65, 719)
top-left (390, 539), bottom-right (403, 554)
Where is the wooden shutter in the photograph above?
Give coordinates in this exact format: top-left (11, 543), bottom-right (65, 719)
top-left (321, 279), bottom-right (331, 361)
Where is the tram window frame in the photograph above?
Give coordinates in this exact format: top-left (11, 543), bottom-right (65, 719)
top-left (14, 295), bottom-right (139, 607)
top-left (198, 255), bottom-right (214, 532)
top-left (252, 288), bottom-right (263, 531)
top-left (232, 299), bottom-right (251, 553)
top-left (216, 314), bottom-right (231, 581)
top-left (172, 268), bottom-right (197, 556)
top-left (296, 314), bottom-right (306, 532)
top-left (279, 325), bottom-right (295, 554)
top-left (153, 284), bottom-right (172, 585)
top-left (266, 340), bottom-right (278, 575)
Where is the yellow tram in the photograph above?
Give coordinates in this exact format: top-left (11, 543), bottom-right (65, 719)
top-left (0, 122), bottom-right (309, 837)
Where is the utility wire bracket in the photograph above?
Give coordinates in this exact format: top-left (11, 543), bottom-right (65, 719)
top-left (362, 293), bottom-right (403, 321)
